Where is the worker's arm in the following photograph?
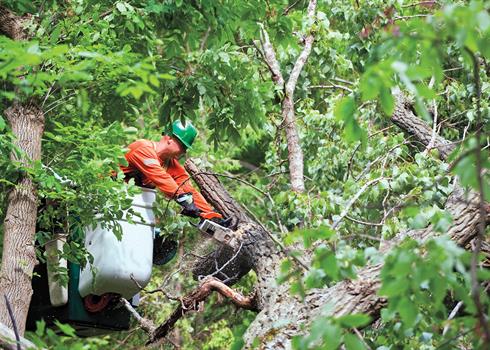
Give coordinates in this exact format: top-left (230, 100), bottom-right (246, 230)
top-left (125, 145), bottom-right (181, 198)
top-left (167, 159), bottom-right (222, 219)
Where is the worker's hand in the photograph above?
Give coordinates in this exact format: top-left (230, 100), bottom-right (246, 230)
top-left (176, 192), bottom-right (201, 218)
top-left (210, 216), bottom-right (232, 228)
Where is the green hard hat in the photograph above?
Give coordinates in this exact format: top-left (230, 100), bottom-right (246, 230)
top-left (171, 120), bottom-right (198, 150)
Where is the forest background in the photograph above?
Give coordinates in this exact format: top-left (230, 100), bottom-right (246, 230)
top-left (0, 0), bottom-right (489, 349)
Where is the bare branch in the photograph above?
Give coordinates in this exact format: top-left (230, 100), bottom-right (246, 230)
top-left (283, 0), bottom-right (303, 15)
top-left (257, 24), bottom-right (285, 88)
top-left (148, 277), bottom-right (257, 344)
top-left (120, 298), bottom-right (156, 335)
top-left (285, 0), bottom-right (317, 97)
top-left (332, 177), bottom-right (387, 230)
top-left (309, 84), bottom-right (353, 93)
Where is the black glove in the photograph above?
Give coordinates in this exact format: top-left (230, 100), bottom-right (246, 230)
top-left (176, 192), bottom-right (201, 218)
top-left (209, 216), bottom-right (233, 228)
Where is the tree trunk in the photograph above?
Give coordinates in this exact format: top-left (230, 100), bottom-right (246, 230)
top-left (0, 5), bottom-right (45, 335)
top-left (186, 96), bottom-right (488, 349)
top-left (0, 102), bottom-right (44, 334)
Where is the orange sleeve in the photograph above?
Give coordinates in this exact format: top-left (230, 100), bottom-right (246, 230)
top-left (167, 159), bottom-right (222, 219)
top-left (125, 145), bottom-right (181, 199)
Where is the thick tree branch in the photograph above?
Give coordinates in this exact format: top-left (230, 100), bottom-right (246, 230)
top-left (120, 299), bottom-right (156, 335)
top-left (285, 0), bottom-right (317, 97)
top-left (392, 93), bottom-right (456, 159)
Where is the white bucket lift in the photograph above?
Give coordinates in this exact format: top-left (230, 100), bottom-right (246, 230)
top-left (78, 188), bottom-right (156, 299)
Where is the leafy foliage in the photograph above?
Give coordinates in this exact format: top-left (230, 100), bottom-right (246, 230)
top-left (0, 0), bottom-right (488, 349)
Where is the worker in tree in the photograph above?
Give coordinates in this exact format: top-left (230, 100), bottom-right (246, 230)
top-left (119, 120), bottom-right (230, 265)
top-left (120, 119), bottom-right (229, 224)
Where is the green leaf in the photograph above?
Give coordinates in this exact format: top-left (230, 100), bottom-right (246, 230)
top-left (54, 320), bottom-right (76, 337)
top-left (360, 71), bottom-right (381, 101)
top-left (323, 322), bottom-right (343, 350)
top-left (344, 334), bottom-right (366, 350)
top-left (116, 2), bottom-right (127, 14)
top-left (334, 96), bottom-right (356, 122)
top-left (379, 86), bottom-right (394, 115)
top-left (337, 314), bottom-right (372, 328)
top-left (398, 298), bottom-right (417, 328)
top-left (452, 151), bottom-right (478, 189)
top-left (0, 115), bottom-right (5, 131)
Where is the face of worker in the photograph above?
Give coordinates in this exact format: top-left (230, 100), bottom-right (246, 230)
top-left (166, 136), bottom-right (186, 159)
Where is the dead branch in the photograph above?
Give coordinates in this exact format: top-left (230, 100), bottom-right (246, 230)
top-left (147, 277), bottom-right (257, 345)
top-left (332, 177), bottom-right (388, 230)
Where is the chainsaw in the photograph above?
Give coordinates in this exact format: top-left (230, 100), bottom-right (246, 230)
top-left (197, 219), bottom-right (238, 248)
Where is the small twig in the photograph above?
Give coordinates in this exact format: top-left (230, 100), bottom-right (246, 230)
top-left (120, 298), bottom-right (156, 334)
top-left (442, 301), bottom-right (464, 336)
top-left (309, 84), bottom-right (353, 93)
top-left (208, 242), bottom-right (244, 279)
top-left (344, 125), bottom-right (395, 181)
top-left (402, 1), bottom-right (439, 8)
top-left (394, 14), bottom-right (430, 21)
top-left (345, 215), bottom-right (383, 227)
top-left (283, 0), bottom-right (302, 15)
top-left (353, 328), bottom-right (373, 350)
top-left (343, 233), bottom-right (383, 242)
top-left (332, 177), bottom-right (387, 230)
top-left (331, 77), bottom-right (354, 85)
top-left (199, 26), bottom-right (211, 51)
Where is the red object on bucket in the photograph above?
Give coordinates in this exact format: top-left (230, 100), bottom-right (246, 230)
top-left (83, 293), bottom-right (118, 313)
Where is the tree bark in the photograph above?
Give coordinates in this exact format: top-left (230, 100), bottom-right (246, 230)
top-left (0, 5), bottom-right (45, 335)
top-left (392, 93), bottom-right (456, 159)
top-left (0, 102), bottom-right (44, 335)
top-left (186, 96), bottom-right (488, 349)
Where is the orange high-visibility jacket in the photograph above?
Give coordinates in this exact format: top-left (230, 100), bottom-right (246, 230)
top-left (120, 139), bottom-right (221, 219)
